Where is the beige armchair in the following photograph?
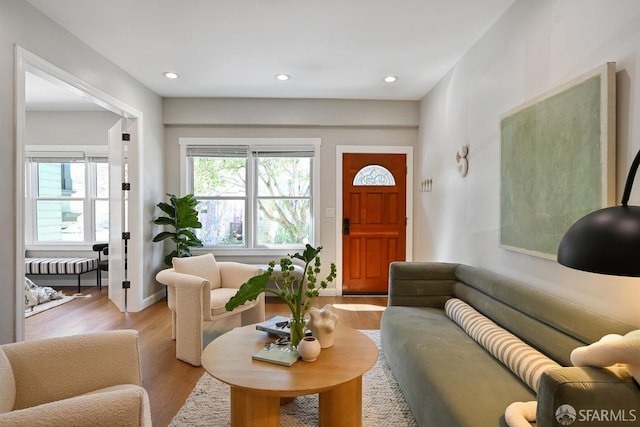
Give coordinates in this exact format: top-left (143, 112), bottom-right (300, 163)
top-left (156, 253), bottom-right (265, 366)
top-left (0, 330), bottom-right (151, 427)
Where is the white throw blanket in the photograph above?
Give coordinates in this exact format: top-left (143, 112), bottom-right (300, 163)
top-left (24, 277), bottom-right (64, 309)
top-left (571, 329), bottom-right (640, 383)
top-left (505, 330), bottom-right (640, 427)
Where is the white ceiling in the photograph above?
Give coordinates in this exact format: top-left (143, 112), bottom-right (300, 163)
top-left (26, 0), bottom-right (515, 101)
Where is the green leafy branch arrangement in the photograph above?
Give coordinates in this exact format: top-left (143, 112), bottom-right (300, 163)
top-left (225, 244), bottom-right (337, 330)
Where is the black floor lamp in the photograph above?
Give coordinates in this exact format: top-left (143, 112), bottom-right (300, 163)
top-left (558, 149), bottom-right (640, 276)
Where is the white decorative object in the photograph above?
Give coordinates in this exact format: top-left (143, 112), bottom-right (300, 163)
top-left (456, 145), bottom-right (469, 177)
top-left (297, 336), bottom-right (321, 362)
top-left (307, 304), bottom-right (340, 348)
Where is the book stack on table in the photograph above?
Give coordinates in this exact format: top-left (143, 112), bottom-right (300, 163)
top-left (252, 343), bottom-right (299, 366)
top-left (255, 315), bottom-right (292, 337)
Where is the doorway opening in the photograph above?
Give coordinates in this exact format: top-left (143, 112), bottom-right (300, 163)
top-left (15, 47), bottom-right (143, 341)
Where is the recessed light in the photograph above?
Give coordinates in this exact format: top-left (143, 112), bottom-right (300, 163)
top-left (163, 72), bottom-right (180, 79)
top-left (276, 74), bottom-right (291, 81)
top-left (383, 76), bottom-right (398, 83)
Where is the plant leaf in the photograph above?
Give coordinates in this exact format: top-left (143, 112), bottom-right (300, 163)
top-left (178, 229), bottom-right (202, 241)
top-left (290, 243), bottom-right (321, 263)
top-left (153, 216), bottom-right (175, 226)
top-left (152, 231), bottom-right (175, 242)
top-left (225, 272), bottom-right (271, 311)
top-left (164, 250), bottom-right (179, 267)
top-left (157, 201), bottom-right (176, 217)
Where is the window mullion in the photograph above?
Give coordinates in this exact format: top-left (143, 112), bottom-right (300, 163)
top-left (247, 151), bottom-right (256, 249)
top-left (84, 161), bottom-right (93, 244)
top-left (25, 161), bottom-right (35, 245)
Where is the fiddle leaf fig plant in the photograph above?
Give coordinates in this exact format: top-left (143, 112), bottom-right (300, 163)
top-left (225, 244), bottom-right (337, 347)
top-left (152, 193), bottom-right (203, 266)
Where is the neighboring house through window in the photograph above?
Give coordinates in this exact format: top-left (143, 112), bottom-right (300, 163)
top-left (180, 138), bottom-right (321, 252)
top-left (25, 146), bottom-right (109, 247)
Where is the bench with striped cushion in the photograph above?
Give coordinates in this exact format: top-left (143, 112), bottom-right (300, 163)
top-left (25, 258), bottom-right (98, 294)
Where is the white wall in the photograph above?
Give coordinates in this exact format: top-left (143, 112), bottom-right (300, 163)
top-left (0, 1), bottom-right (165, 344)
top-left (163, 98), bottom-right (419, 287)
top-left (26, 111), bottom-right (121, 146)
top-left (417, 0), bottom-right (640, 326)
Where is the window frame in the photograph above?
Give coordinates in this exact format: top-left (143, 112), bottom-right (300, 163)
top-left (179, 138), bottom-right (321, 256)
top-left (25, 145), bottom-right (109, 250)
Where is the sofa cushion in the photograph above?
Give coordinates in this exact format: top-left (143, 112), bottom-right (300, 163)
top-left (381, 306), bottom-right (536, 427)
top-left (0, 348), bottom-right (15, 413)
top-left (445, 298), bottom-right (560, 391)
top-left (454, 264), bottom-right (633, 365)
top-left (173, 253), bottom-right (221, 289)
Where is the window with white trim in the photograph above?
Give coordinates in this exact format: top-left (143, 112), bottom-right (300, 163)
top-left (182, 139), bottom-right (320, 250)
top-left (25, 149), bottom-right (109, 245)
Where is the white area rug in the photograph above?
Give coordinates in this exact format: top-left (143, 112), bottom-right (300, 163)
top-left (24, 293), bottom-right (91, 318)
top-left (24, 295), bottom-right (73, 318)
top-left (170, 330), bottom-right (417, 427)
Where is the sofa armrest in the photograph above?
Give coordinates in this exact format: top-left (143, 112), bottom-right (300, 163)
top-left (156, 268), bottom-right (209, 291)
top-left (536, 366), bottom-right (640, 427)
top-left (2, 330), bottom-right (142, 411)
top-left (388, 262), bottom-right (459, 308)
top-left (156, 267), bottom-right (211, 315)
top-left (218, 262), bottom-right (262, 289)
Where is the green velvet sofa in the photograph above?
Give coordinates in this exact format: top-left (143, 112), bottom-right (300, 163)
top-left (380, 262), bottom-right (640, 427)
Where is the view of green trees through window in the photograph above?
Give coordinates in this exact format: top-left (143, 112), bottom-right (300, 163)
top-left (192, 153), bottom-right (312, 247)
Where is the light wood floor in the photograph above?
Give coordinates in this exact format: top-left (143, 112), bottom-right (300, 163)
top-left (25, 287), bottom-right (387, 427)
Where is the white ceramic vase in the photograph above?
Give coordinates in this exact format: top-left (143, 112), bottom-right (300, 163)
top-left (298, 336), bottom-right (321, 362)
top-left (307, 304), bottom-right (339, 348)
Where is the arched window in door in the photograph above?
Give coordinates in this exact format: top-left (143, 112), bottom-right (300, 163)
top-left (352, 165), bottom-right (396, 186)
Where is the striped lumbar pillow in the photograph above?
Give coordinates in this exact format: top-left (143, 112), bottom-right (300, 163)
top-left (445, 298), bottom-right (560, 391)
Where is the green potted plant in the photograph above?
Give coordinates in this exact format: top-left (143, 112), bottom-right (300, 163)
top-left (225, 244), bottom-right (337, 348)
top-left (152, 193), bottom-right (204, 266)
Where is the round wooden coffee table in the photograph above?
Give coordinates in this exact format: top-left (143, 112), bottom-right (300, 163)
top-left (201, 324), bottom-right (378, 427)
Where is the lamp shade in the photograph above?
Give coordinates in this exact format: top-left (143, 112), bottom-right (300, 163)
top-left (558, 148), bottom-right (640, 277)
top-left (557, 205), bottom-right (640, 276)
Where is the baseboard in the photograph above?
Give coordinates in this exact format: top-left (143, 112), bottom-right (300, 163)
top-left (142, 288), bottom-right (166, 309)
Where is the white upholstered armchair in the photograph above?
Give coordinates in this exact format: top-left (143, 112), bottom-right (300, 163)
top-left (156, 253), bottom-right (265, 366)
top-left (0, 330), bottom-right (151, 427)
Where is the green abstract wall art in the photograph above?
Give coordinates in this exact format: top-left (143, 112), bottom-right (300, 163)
top-left (500, 63), bottom-right (616, 259)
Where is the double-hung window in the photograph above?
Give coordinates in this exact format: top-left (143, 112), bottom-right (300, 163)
top-left (25, 147), bottom-right (109, 246)
top-left (181, 138), bottom-right (320, 251)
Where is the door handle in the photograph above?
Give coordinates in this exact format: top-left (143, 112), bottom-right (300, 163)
top-left (343, 218), bottom-right (350, 235)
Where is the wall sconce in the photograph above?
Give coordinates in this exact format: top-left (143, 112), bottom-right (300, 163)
top-left (456, 145), bottom-right (469, 177)
top-left (420, 179), bottom-right (433, 192)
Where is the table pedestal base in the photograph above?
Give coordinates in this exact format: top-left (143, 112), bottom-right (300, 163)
top-left (230, 376), bottom-right (363, 427)
top-left (231, 388), bottom-right (279, 427)
top-left (319, 376), bottom-right (362, 426)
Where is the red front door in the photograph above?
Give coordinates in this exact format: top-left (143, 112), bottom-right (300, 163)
top-left (342, 153), bottom-right (406, 293)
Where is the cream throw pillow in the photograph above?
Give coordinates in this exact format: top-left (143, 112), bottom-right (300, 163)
top-left (173, 253), bottom-right (222, 289)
